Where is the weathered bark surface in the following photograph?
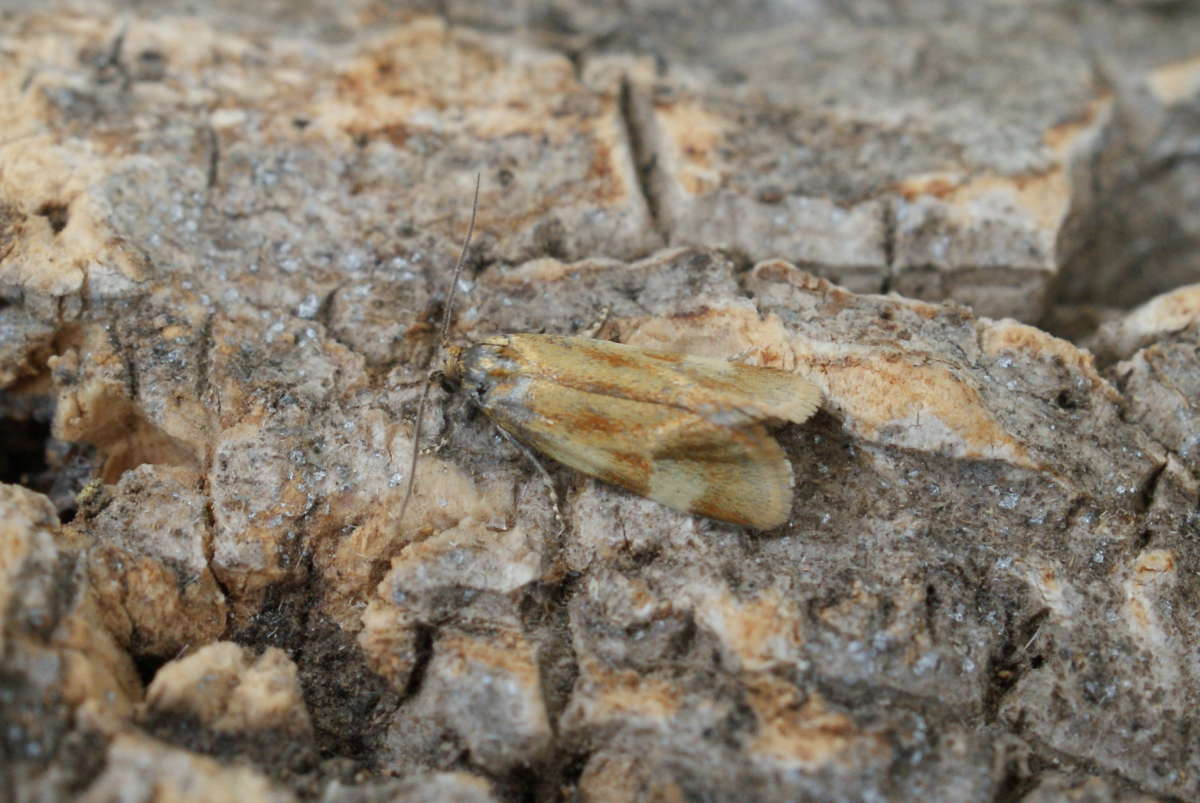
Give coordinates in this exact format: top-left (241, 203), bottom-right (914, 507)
top-left (2, 3), bottom-right (1198, 801)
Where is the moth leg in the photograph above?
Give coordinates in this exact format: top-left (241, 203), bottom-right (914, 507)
top-left (578, 305), bottom-right (612, 340)
top-left (495, 425), bottom-right (565, 535)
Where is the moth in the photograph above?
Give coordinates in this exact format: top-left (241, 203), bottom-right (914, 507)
top-left (400, 178), bottom-right (821, 530)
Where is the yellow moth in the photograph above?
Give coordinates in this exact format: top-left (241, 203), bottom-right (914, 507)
top-left (400, 179), bottom-right (821, 530)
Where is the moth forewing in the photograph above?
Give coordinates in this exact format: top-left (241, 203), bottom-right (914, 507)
top-left (642, 412), bottom-right (796, 530)
top-left (443, 333), bottom-right (821, 530)
top-left (448, 334), bottom-right (821, 426)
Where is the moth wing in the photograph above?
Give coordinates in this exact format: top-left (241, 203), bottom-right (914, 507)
top-left (484, 376), bottom-right (794, 530)
top-left (501, 335), bottom-right (821, 428)
top-left (643, 409), bottom-right (795, 530)
top-left (669, 352), bottom-right (822, 426)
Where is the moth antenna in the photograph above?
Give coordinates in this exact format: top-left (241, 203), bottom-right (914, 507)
top-left (397, 174), bottom-right (481, 531)
top-left (438, 173), bottom-right (481, 349)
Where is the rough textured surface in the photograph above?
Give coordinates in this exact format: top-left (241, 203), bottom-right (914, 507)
top-left (81, 465), bottom-right (227, 657)
top-left (145, 641), bottom-right (312, 735)
top-left (1, 2), bottom-right (1198, 802)
top-left (78, 733), bottom-right (297, 803)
